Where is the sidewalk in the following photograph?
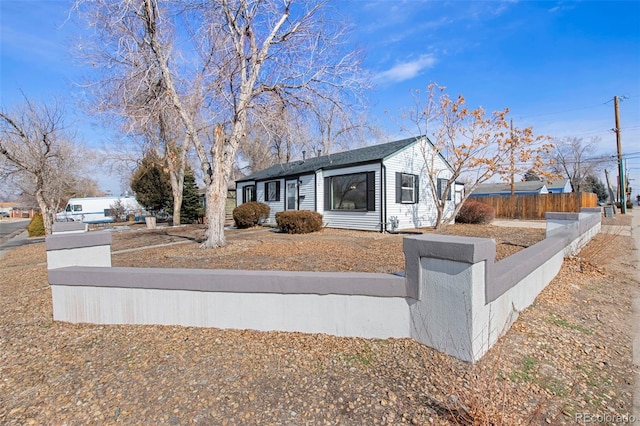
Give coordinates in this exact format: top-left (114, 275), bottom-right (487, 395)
top-left (492, 219), bottom-right (546, 229)
top-left (630, 209), bottom-right (640, 417)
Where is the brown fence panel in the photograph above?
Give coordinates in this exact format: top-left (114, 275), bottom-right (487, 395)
top-left (472, 193), bottom-right (598, 220)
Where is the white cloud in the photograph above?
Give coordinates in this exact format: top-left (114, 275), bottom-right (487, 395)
top-left (548, 1), bottom-right (576, 13)
top-left (374, 54), bottom-right (437, 84)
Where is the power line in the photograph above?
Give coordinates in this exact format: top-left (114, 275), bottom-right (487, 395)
top-left (513, 96), bottom-right (638, 121)
top-left (514, 101), bottom-right (610, 120)
top-left (548, 124), bottom-right (640, 139)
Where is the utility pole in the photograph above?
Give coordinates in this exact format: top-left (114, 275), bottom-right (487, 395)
top-left (614, 95), bottom-right (626, 213)
top-left (510, 119), bottom-right (515, 196)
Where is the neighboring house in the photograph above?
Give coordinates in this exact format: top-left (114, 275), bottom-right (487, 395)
top-left (470, 181), bottom-right (549, 197)
top-left (235, 136), bottom-right (461, 232)
top-left (0, 202), bottom-right (36, 219)
top-left (546, 178), bottom-right (572, 193)
top-left (0, 202), bottom-right (16, 217)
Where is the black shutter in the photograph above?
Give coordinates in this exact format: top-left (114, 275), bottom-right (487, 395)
top-left (437, 179), bottom-right (442, 200)
top-left (252, 185), bottom-right (257, 202)
top-left (324, 177), bottom-right (331, 210)
top-left (367, 171), bottom-right (376, 211)
top-left (414, 176), bottom-right (419, 203)
top-left (275, 181), bottom-right (281, 202)
top-left (395, 172), bottom-right (402, 203)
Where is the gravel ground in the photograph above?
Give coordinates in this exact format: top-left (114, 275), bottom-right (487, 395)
top-left (107, 223), bottom-right (545, 272)
top-left (0, 219), bottom-right (636, 425)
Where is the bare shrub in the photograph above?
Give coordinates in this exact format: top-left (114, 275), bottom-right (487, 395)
top-left (275, 210), bottom-right (323, 234)
top-left (575, 226), bottom-right (623, 266)
top-left (456, 201), bottom-right (496, 224)
top-left (232, 202), bottom-right (270, 229)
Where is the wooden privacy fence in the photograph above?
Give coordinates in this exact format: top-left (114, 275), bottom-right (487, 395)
top-left (472, 193), bottom-right (598, 220)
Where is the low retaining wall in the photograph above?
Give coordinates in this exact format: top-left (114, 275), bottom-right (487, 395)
top-left (46, 209), bottom-right (602, 362)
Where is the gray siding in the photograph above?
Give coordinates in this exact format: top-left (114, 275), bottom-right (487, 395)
top-left (383, 141), bottom-right (454, 230)
top-left (298, 174), bottom-right (315, 211)
top-left (317, 164), bottom-right (382, 231)
top-left (257, 179), bottom-right (285, 224)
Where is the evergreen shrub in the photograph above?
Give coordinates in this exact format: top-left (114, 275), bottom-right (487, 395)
top-left (232, 202), bottom-right (270, 228)
top-left (275, 210), bottom-right (323, 234)
top-left (456, 200), bottom-right (495, 224)
top-left (27, 212), bottom-right (46, 237)
top-left (615, 201), bottom-right (634, 210)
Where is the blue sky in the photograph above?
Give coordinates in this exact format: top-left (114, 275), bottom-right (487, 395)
top-left (1, 0), bottom-right (639, 194)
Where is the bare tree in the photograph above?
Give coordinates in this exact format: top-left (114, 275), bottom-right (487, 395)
top-left (404, 84), bottom-right (552, 229)
top-left (304, 95), bottom-right (382, 156)
top-left (241, 89), bottom-right (381, 172)
top-left (0, 98), bottom-right (91, 235)
top-left (76, 0), bottom-right (364, 247)
top-left (75, 1), bottom-right (190, 225)
top-left (548, 136), bottom-right (609, 192)
top-left (141, 108), bottom-right (189, 225)
top-left (238, 99), bottom-right (302, 173)
top-left (243, 88), bottom-right (381, 173)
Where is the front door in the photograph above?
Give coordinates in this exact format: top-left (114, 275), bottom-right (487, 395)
top-left (286, 180), bottom-right (298, 210)
top-left (243, 185), bottom-right (255, 203)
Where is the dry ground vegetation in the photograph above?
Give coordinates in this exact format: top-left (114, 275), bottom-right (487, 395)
top-left (0, 217), bottom-right (636, 425)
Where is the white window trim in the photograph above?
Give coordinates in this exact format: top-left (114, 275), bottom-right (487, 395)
top-left (400, 173), bottom-right (416, 204)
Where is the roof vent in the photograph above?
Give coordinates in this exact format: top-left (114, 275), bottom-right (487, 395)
top-left (302, 150), bottom-right (306, 161)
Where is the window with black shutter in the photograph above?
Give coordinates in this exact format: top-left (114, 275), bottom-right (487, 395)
top-left (323, 172), bottom-right (375, 211)
top-left (395, 172), bottom-right (418, 204)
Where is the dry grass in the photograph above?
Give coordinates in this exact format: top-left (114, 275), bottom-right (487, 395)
top-left (1, 216), bottom-right (635, 424)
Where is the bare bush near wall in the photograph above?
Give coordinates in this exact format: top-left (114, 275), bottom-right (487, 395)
top-left (576, 225), bottom-right (623, 265)
top-left (0, 98), bottom-right (92, 235)
top-left (75, 0), bottom-right (365, 248)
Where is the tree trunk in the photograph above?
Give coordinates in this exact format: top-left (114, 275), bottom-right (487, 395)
top-left (202, 171), bottom-right (229, 248)
top-left (172, 195), bottom-right (182, 224)
top-left (168, 165), bottom-right (184, 226)
top-left (35, 190), bottom-right (54, 235)
top-left (434, 205), bottom-right (445, 231)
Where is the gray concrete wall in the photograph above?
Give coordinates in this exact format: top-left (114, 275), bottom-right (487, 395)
top-left (46, 231), bottom-right (112, 269)
top-left (52, 222), bottom-right (88, 234)
top-left (403, 208), bottom-right (601, 361)
top-left (50, 286), bottom-right (412, 339)
top-left (46, 208), bottom-right (601, 362)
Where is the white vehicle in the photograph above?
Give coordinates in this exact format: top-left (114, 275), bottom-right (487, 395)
top-left (56, 196), bottom-right (143, 224)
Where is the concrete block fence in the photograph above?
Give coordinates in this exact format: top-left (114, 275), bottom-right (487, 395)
top-left (46, 209), bottom-right (601, 362)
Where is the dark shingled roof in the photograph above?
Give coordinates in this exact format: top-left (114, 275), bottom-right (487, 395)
top-left (237, 136), bottom-right (421, 182)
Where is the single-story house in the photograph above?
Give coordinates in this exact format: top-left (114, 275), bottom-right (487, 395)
top-left (546, 178), bottom-right (572, 193)
top-left (470, 181), bottom-right (549, 197)
top-left (0, 202), bottom-right (16, 217)
top-left (235, 136), bottom-right (462, 232)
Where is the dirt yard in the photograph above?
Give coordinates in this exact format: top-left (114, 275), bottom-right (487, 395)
top-left (0, 218), bottom-right (636, 425)
top-left (109, 223), bottom-right (545, 272)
